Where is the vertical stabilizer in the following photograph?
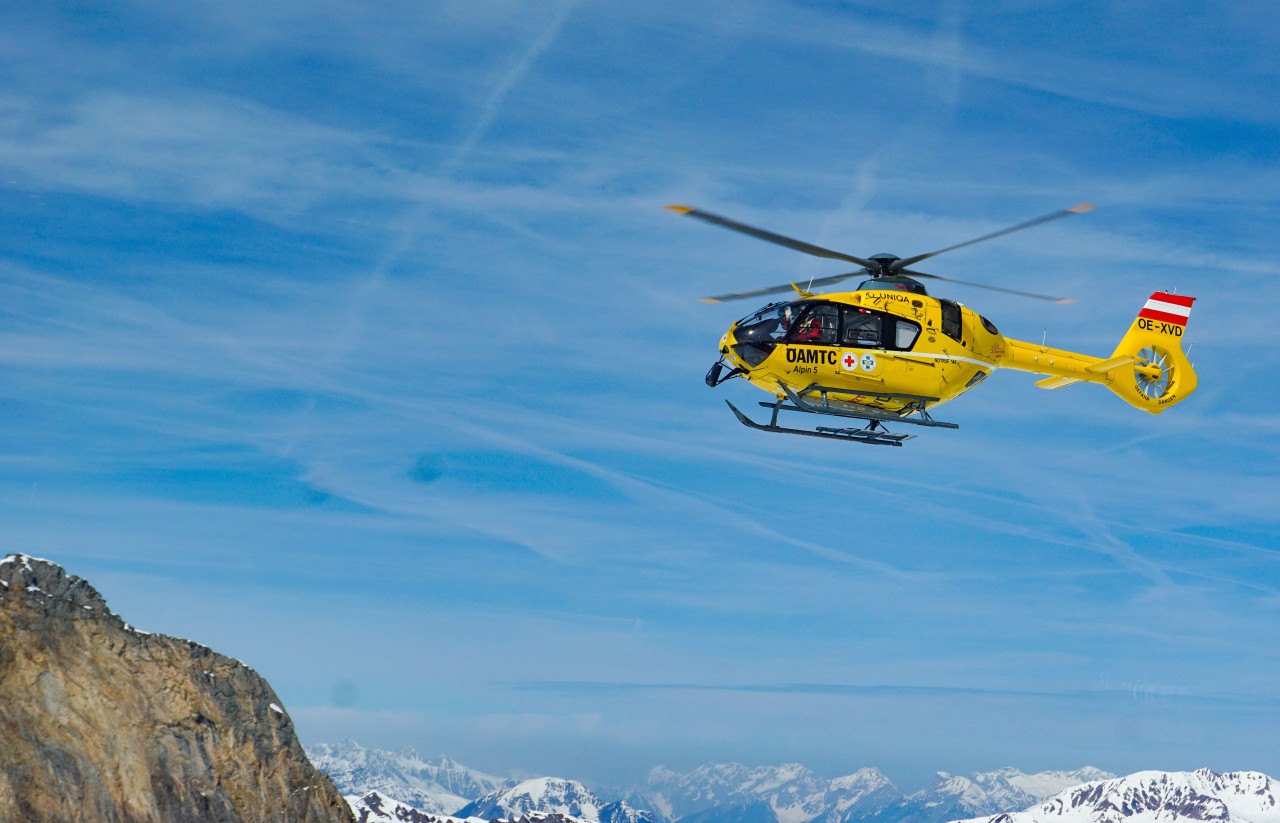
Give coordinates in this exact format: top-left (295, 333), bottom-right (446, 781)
top-left (1103, 292), bottom-right (1197, 413)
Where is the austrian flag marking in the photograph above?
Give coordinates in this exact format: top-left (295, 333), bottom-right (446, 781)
top-left (1138, 292), bottom-right (1195, 327)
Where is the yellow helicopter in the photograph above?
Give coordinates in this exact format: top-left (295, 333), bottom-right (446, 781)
top-left (668, 203), bottom-right (1197, 446)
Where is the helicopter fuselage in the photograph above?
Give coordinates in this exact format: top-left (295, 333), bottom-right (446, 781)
top-left (716, 282), bottom-right (1191, 417)
top-left (719, 285), bottom-right (1004, 413)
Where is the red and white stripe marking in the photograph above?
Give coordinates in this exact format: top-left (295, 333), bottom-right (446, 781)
top-left (1138, 292), bottom-right (1195, 326)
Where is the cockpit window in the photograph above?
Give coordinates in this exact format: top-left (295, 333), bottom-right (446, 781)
top-left (734, 301), bottom-right (799, 342)
top-left (788, 303), bottom-right (839, 344)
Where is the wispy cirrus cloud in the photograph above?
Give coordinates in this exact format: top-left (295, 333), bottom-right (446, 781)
top-left (507, 678), bottom-right (1280, 709)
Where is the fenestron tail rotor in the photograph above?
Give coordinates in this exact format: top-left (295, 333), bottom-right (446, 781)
top-left (667, 202), bottom-right (1091, 304)
top-left (1135, 345), bottom-right (1173, 399)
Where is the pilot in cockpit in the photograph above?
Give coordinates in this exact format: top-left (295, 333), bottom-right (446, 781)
top-left (792, 313), bottom-right (823, 342)
top-left (774, 306), bottom-right (795, 339)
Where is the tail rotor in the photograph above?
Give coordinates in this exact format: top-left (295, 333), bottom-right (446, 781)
top-left (1134, 346), bottom-right (1174, 400)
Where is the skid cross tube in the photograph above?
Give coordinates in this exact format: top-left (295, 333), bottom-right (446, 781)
top-left (781, 384), bottom-right (959, 429)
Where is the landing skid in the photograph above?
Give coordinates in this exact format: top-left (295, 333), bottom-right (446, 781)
top-left (724, 385), bottom-right (957, 446)
top-left (726, 400), bottom-right (913, 446)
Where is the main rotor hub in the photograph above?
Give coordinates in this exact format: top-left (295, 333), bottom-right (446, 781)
top-left (866, 253), bottom-right (902, 276)
top-left (856, 274), bottom-right (929, 296)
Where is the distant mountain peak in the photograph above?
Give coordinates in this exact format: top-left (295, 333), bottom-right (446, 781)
top-left (629, 760), bottom-right (898, 823)
top-left (308, 742), bottom-right (509, 815)
top-left (458, 776), bottom-right (606, 822)
top-left (953, 769), bottom-right (1279, 823)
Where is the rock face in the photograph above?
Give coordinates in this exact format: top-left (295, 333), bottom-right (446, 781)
top-left (0, 553), bottom-right (354, 823)
top-left (348, 789), bottom-right (450, 822)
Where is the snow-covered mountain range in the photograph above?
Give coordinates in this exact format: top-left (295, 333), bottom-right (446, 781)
top-left (347, 792), bottom-right (643, 823)
top-left (859, 768), bottom-right (1117, 823)
top-left (307, 740), bottom-right (512, 814)
top-left (309, 744), bottom-right (1275, 823)
top-left (955, 770), bottom-right (1279, 823)
top-left (457, 776), bottom-right (656, 823)
top-left (459, 777), bottom-right (609, 821)
top-left (628, 762), bottom-right (897, 823)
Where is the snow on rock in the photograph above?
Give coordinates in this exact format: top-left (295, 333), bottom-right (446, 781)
top-left (348, 791), bottom-right (648, 823)
top-left (841, 767), bottom-right (1119, 823)
top-left (932, 774), bottom-right (993, 811)
top-left (600, 801), bottom-right (662, 823)
top-left (348, 790), bottom-right (452, 823)
top-left (828, 768), bottom-right (901, 817)
top-left (458, 777), bottom-right (605, 822)
top-left (971, 769), bottom-right (1116, 812)
top-left (951, 770), bottom-right (1280, 823)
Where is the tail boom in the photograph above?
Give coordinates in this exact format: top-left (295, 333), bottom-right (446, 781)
top-left (999, 292), bottom-right (1197, 414)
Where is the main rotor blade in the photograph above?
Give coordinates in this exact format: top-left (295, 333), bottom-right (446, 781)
top-left (891, 203), bottom-right (1094, 271)
top-left (667, 205), bottom-right (876, 268)
top-left (899, 268), bottom-right (1072, 303)
top-left (701, 270), bottom-right (867, 303)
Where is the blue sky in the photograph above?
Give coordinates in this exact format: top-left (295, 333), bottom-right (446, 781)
top-left (3, 0), bottom-right (1279, 793)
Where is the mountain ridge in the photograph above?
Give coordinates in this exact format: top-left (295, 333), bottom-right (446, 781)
top-left (331, 767), bottom-right (1278, 823)
top-left (309, 739), bottom-right (511, 814)
top-left (313, 745), bottom-right (1129, 823)
top-left (954, 769), bottom-right (1279, 823)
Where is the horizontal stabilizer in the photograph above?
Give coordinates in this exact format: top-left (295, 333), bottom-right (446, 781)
top-left (1036, 375), bottom-right (1082, 390)
top-left (1087, 355), bottom-right (1135, 373)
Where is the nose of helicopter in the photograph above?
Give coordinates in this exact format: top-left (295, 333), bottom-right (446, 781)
top-left (706, 324), bottom-right (758, 387)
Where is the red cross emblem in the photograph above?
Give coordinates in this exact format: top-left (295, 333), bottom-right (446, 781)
top-left (842, 353), bottom-right (857, 369)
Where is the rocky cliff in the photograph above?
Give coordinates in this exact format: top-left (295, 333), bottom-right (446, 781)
top-left (0, 553), bottom-right (354, 823)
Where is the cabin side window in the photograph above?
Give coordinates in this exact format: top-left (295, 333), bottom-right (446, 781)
top-left (893, 319), bottom-right (920, 350)
top-left (939, 299), bottom-right (963, 342)
top-left (840, 307), bottom-right (882, 347)
top-left (840, 306), bottom-right (920, 351)
top-left (787, 303), bottom-right (839, 345)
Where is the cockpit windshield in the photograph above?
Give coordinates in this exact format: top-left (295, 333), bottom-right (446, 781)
top-left (734, 301), bottom-right (801, 342)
